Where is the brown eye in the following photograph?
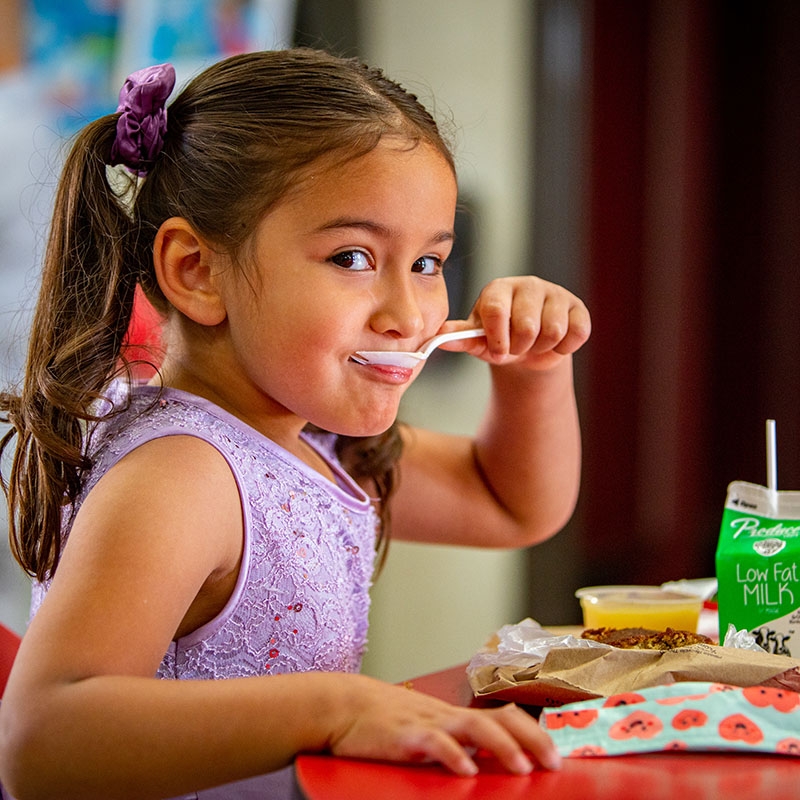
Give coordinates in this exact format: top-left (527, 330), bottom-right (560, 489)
top-left (330, 250), bottom-right (371, 270)
top-left (411, 256), bottom-right (442, 275)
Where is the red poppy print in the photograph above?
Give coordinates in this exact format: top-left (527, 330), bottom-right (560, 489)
top-left (776, 738), bottom-right (800, 755)
top-left (609, 710), bottom-right (663, 740)
top-left (742, 686), bottom-right (800, 713)
top-left (671, 709), bottom-right (708, 730)
top-left (656, 693), bottom-right (708, 706)
top-left (718, 714), bottom-right (763, 745)
top-left (569, 745), bottom-right (607, 757)
top-left (709, 683), bottom-right (736, 693)
top-left (545, 708), bottom-right (599, 730)
top-left (664, 740), bottom-right (688, 751)
top-left (604, 692), bottom-right (645, 707)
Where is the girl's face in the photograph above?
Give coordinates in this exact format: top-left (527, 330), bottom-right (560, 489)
top-left (214, 137), bottom-right (457, 440)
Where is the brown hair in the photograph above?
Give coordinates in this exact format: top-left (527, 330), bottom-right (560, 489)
top-left (0, 48), bottom-right (456, 581)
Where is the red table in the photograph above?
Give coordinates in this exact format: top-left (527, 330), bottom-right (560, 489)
top-left (293, 663), bottom-right (800, 800)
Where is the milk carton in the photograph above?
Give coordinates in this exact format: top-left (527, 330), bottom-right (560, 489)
top-left (715, 480), bottom-right (800, 656)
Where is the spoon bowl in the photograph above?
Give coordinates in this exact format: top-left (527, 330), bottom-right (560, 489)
top-left (351, 328), bottom-right (485, 368)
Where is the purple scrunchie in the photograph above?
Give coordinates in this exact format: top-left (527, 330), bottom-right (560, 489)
top-left (110, 63), bottom-right (176, 176)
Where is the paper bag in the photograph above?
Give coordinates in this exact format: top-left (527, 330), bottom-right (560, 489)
top-left (467, 619), bottom-right (800, 708)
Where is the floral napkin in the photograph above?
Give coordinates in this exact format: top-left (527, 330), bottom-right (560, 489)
top-left (541, 681), bottom-right (800, 758)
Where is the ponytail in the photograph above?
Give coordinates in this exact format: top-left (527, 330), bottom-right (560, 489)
top-left (0, 115), bottom-right (143, 580)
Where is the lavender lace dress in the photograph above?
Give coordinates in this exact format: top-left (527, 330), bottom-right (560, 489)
top-left (27, 383), bottom-right (380, 799)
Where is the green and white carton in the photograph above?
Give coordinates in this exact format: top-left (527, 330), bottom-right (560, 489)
top-left (716, 480), bottom-right (800, 657)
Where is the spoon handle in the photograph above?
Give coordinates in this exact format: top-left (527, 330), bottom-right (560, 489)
top-left (419, 328), bottom-right (485, 357)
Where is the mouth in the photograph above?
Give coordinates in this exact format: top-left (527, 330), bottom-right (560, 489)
top-left (349, 356), bottom-right (415, 382)
top-left (349, 351), bottom-right (425, 369)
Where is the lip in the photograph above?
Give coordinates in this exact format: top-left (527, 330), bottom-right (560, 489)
top-left (350, 357), bottom-right (415, 383)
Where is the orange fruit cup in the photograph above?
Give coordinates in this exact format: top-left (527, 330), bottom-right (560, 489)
top-left (576, 585), bottom-right (703, 632)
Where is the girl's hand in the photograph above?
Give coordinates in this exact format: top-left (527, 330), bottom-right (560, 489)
top-left (327, 675), bottom-right (561, 776)
top-left (438, 276), bottom-right (591, 372)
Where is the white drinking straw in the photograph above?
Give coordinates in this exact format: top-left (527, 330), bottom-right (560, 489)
top-left (766, 419), bottom-right (777, 493)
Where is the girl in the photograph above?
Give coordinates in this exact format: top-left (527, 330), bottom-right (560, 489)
top-left (0, 49), bottom-right (590, 799)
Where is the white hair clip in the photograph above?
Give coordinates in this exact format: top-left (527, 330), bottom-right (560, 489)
top-left (105, 163), bottom-right (145, 220)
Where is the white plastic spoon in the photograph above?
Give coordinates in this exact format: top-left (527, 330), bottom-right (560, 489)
top-left (351, 328), bottom-right (486, 368)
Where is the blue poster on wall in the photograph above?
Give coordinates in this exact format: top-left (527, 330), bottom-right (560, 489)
top-left (27, 0), bottom-right (120, 129)
top-left (113, 0), bottom-right (297, 91)
top-left (24, 0), bottom-right (297, 129)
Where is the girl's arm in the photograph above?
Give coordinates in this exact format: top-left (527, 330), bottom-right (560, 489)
top-left (391, 275), bottom-right (590, 548)
top-left (0, 435), bottom-right (558, 800)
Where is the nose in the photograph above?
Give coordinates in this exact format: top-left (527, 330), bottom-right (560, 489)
top-left (368, 272), bottom-right (427, 340)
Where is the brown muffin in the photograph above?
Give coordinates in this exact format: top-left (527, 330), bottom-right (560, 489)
top-left (581, 626), bottom-right (714, 650)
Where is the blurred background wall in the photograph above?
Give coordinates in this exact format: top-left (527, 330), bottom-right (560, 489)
top-left (1, 0), bottom-right (799, 684)
top-left (545, 0), bottom-right (800, 622)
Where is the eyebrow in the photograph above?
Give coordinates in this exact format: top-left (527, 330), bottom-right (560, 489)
top-left (315, 217), bottom-right (455, 245)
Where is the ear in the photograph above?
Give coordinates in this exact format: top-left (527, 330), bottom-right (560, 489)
top-left (153, 217), bottom-right (228, 326)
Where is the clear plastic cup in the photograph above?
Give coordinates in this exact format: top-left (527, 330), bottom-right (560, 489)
top-left (576, 585), bottom-right (703, 632)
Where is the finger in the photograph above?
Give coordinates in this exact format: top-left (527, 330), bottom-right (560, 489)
top-left (398, 726), bottom-right (479, 777)
top-left (446, 705), bottom-right (559, 774)
top-left (472, 281), bottom-right (515, 355)
top-left (487, 704), bottom-right (562, 771)
top-left (520, 287), bottom-right (590, 354)
top-left (551, 301), bottom-right (592, 355)
top-left (502, 279), bottom-right (580, 357)
top-left (506, 288), bottom-right (546, 355)
top-left (529, 292), bottom-right (572, 352)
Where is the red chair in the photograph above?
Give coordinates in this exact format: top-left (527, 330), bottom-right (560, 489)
top-left (0, 622), bottom-right (21, 698)
top-left (122, 286), bottom-right (164, 380)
